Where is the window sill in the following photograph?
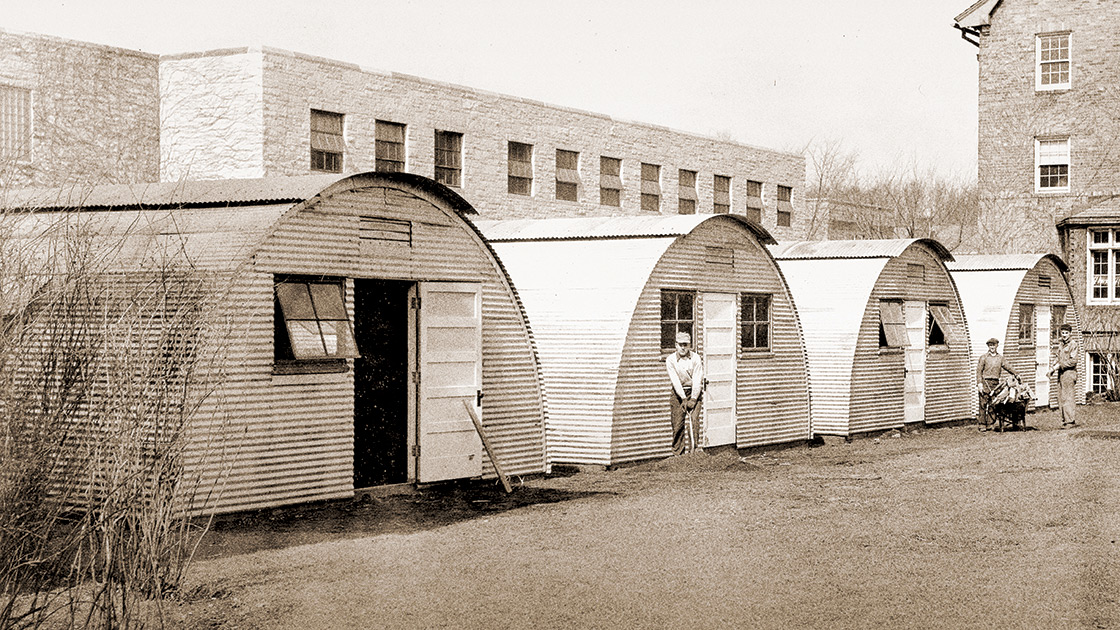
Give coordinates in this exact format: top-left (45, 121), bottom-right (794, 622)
top-left (1035, 188), bottom-right (1070, 195)
top-left (739, 349), bottom-right (774, 358)
top-left (273, 359), bottom-right (349, 376)
top-left (1035, 85), bottom-right (1070, 93)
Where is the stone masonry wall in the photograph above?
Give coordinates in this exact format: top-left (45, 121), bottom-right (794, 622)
top-left (161, 47), bottom-right (806, 235)
top-left (0, 29), bottom-right (159, 187)
top-left (160, 49), bottom-right (265, 181)
top-left (976, 0), bottom-right (1120, 252)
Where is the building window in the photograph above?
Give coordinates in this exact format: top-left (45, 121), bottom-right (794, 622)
top-left (508, 141), bottom-right (533, 195)
top-left (1091, 353), bottom-right (1112, 394)
top-left (0, 85), bottom-right (31, 163)
top-left (600, 156), bottom-right (622, 207)
top-left (879, 300), bottom-right (907, 349)
top-left (1051, 304), bottom-right (1067, 341)
top-left (741, 294), bottom-right (771, 351)
top-left (374, 120), bottom-right (406, 173)
top-left (660, 290), bottom-right (694, 352)
top-left (777, 185), bottom-right (793, 227)
top-left (274, 277), bottom-right (359, 374)
top-left (713, 175), bottom-right (732, 214)
top-left (745, 180), bottom-right (763, 224)
top-left (641, 163), bottom-right (661, 212)
top-left (310, 109), bottom-right (344, 173)
top-left (928, 304), bottom-right (962, 349)
top-left (1036, 138), bottom-right (1070, 193)
top-left (1019, 303), bottom-right (1035, 346)
top-left (434, 130), bottom-right (462, 188)
top-left (678, 169), bottom-right (697, 214)
top-left (1087, 229), bottom-right (1120, 303)
top-left (556, 149), bottom-right (580, 201)
top-left (1036, 32), bottom-right (1070, 91)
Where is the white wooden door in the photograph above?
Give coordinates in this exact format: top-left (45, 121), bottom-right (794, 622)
top-left (701, 293), bottom-right (737, 447)
top-left (416, 282), bottom-right (483, 483)
top-left (1035, 305), bottom-right (1051, 407)
top-left (903, 301), bottom-right (927, 425)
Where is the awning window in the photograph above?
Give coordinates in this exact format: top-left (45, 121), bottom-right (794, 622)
top-left (879, 300), bottom-right (908, 348)
top-left (276, 280), bottom-right (359, 360)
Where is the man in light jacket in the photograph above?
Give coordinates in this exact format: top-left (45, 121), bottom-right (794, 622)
top-left (666, 331), bottom-right (704, 455)
top-left (1049, 323), bottom-right (1079, 428)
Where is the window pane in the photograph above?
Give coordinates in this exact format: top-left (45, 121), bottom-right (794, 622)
top-left (557, 149), bottom-right (579, 170)
top-left (509, 141), bottom-right (532, 162)
top-left (777, 185), bottom-right (792, 202)
top-left (661, 293), bottom-right (675, 320)
top-left (309, 283), bottom-right (347, 320)
top-left (319, 320), bottom-right (358, 357)
top-left (641, 163), bottom-right (659, 181)
top-left (678, 293), bottom-right (693, 320)
top-left (600, 187), bottom-right (620, 207)
top-left (641, 193), bottom-right (660, 211)
top-left (678, 198), bottom-right (696, 214)
top-left (679, 169), bottom-right (696, 188)
top-left (714, 175), bottom-right (731, 193)
top-left (746, 180), bottom-right (762, 198)
top-left (755, 324), bottom-right (769, 349)
top-left (601, 156), bottom-right (620, 176)
top-left (661, 323), bottom-right (676, 349)
top-left (287, 320), bottom-right (327, 358)
top-left (556, 181), bottom-right (578, 201)
top-left (777, 210), bottom-right (792, 227)
top-left (276, 283), bottom-right (315, 319)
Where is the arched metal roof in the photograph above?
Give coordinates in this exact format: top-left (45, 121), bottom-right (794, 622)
top-left (0, 171), bottom-right (477, 215)
top-left (768, 238), bottom-right (954, 262)
top-left (948, 253), bottom-right (1068, 273)
top-left (473, 214), bottom-right (775, 245)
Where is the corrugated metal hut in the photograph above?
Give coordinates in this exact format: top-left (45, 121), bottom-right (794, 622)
top-left (474, 215), bottom-right (812, 466)
top-left (5, 172), bottom-right (548, 515)
top-left (769, 239), bottom-right (972, 437)
top-left (948, 254), bottom-right (1086, 409)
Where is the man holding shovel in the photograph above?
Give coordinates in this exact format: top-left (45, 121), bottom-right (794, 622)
top-left (666, 331), bottom-right (704, 455)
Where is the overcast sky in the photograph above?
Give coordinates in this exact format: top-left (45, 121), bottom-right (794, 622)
top-left (4, 0), bottom-right (980, 183)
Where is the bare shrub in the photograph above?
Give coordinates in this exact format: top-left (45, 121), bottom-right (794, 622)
top-left (0, 205), bottom-right (231, 629)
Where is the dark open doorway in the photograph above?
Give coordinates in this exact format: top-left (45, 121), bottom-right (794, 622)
top-left (353, 279), bottom-right (412, 487)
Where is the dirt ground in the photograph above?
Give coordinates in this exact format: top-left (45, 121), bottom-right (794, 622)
top-left (167, 405), bottom-right (1120, 629)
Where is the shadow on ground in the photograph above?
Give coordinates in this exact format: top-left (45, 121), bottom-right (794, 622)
top-left (193, 481), bottom-right (600, 560)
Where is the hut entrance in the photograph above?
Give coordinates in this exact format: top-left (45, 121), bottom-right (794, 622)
top-left (903, 301), bottom-right (927, 424)
top-left (353, 278), bottom-right (414, 488)
top-left (415, 282), bottom-right (484, 483)
top-left (701, 292), bottom-right (737, 447)
top-left (1034, 305), bottom-right (1051, 405)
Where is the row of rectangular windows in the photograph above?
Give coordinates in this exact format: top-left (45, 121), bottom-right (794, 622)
top-left (311, 110), bottom-right (795, 222)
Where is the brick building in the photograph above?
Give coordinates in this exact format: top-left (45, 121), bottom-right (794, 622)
top-left (0, 28), bottom-right (160, 187)
top-left (954, 0), bottom-right (1120, 393)
top-left (159, 46), bottom-right (806, 232)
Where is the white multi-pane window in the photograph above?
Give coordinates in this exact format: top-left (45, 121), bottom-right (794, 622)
top-left (0, 85), bottom-right (31, 164)
top-left (1091, 353), bottom-right (1112, 394)
top-left (1087, 229), bottom-right (1120, 304)
top-left (1035, 138), bottom-right (1070, 193)
top-left (1036, 32), bottom-right (1070, 91)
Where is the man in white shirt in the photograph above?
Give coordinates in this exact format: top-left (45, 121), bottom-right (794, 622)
top-left (666, 331), bottom-right (704, 455)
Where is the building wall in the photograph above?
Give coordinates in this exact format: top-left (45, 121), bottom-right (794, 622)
top-left (160, 47), bottom-right (810, 235)
top-left (160, 49), bottom-right (265, 181)
top-left (1057, 223), bottom-right (1120, 394)
top-left (0, 28), bottom-right (159, 187)
top-left (973, 1), bottom-right (1120, 252)
top-left (611, 219), bottom-right (811, 464)
top-left (195, 180), bottom-right (547, 515)
top-left (848, 246), bottom-right (972, 434)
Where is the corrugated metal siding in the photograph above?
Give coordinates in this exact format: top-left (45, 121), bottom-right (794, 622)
top-left (186, 183), bottom-right (545, 515)
top-left (475, 214), bottom-right (774, 244)
top-left (848, 246), bottom-right (972, 432)
top-left (950, 268), bottom-right (1025, 418)
top-left (611, 219), bottom-right (811, 463)
top-left (490, 238), bottom-right (671, 465)
top-left (1000, 259), bottom-right (1084, 409)
top-left (774, 258), bottom-right (887, 436)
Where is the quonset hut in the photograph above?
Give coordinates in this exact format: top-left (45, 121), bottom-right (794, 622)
top-left (4, 172), bottom-right (547, 515)
top-left (474, 215), bottom-right (811, 466)
top-left (948, 254), bottom-right (1085, 409)
top-left (769, 239), bottom-right (972, 437)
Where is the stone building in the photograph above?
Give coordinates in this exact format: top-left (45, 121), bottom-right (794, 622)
top-left (954, 0), bottom-right (1120, 394)
top-left (0, 28), bottom-right (160, 187)
top-left (159, 46), bottom-right (806, 233)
